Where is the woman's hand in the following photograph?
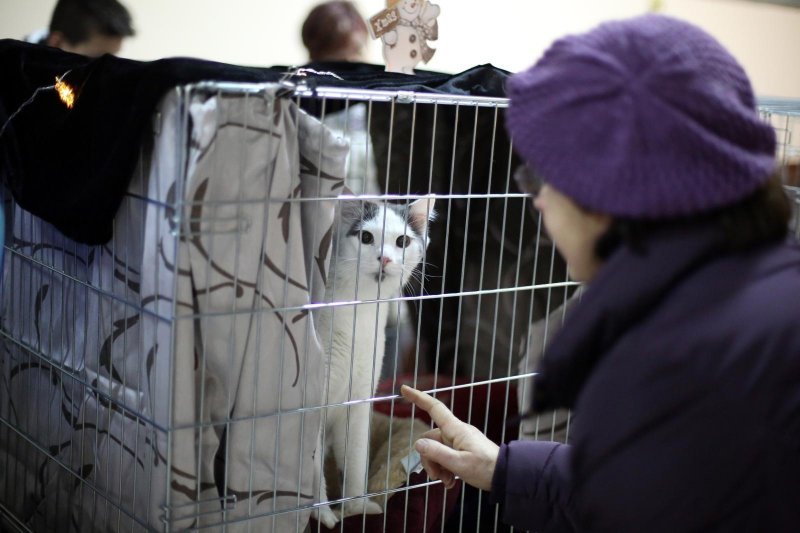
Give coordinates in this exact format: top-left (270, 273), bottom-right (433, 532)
top-left (400, 384), bottom-right (499, 491)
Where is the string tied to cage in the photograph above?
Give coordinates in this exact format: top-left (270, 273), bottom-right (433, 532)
top-left (277, 66), bottom-right (344, 97)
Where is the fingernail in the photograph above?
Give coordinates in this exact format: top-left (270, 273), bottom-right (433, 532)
top-left (415, 439), bottom-right (428, 453)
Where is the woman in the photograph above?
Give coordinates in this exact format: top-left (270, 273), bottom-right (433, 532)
top-left (402, 14), bottom-right (800, 532)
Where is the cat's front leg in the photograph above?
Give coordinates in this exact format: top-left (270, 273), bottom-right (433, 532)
top-left (312, 424), bottom-right (339, 528)
top-left (335, 401), bottom-right (383, 518)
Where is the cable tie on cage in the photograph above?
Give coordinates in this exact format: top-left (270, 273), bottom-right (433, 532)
top-left (293, 67), bottom-right (344, 81)
top-left (278, 66), bottom-right (299, 85)
top-left (278, 66), bottom-right (344, 97)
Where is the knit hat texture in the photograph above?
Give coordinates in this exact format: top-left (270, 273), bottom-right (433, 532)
top-left (506, 15), bottom-right (776, 218)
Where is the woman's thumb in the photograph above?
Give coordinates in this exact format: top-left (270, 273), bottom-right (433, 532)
top-left (415, 438), bottom-right (460, 469)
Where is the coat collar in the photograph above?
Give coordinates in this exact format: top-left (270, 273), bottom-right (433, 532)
top-left (530, 223), bottom-right (729, 413)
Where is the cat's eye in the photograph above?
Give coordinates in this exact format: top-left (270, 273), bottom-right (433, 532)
top-left (361, 231), bottom-right (374, 245)
top-left (396, 235), bottom-right (411, 248)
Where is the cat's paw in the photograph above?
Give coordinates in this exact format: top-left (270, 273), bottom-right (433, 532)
top-left (314, 504), bottom-right (339, 529)
top-left (339, 498), bottom-right (383, 518)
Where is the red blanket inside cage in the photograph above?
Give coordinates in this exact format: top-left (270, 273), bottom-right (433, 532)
top-left (309, 374), bottom-right (517, 532)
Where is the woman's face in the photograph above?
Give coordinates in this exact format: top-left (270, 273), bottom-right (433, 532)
top-left (533, 184), bottom-right (612, 282)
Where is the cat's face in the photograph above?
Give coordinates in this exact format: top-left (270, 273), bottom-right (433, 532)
top-left (335, 197), bottom-right (435, 288)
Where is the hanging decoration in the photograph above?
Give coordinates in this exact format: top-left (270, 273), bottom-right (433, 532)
top-left (0, 70), bottom-right (75, 139)
top-left (54, 74), bottom-right (76, 109)
top-left (368, 0), bottom-right (441, 74)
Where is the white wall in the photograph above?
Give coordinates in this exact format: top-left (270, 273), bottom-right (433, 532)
top-left (2, 0), bottom-right (798, 97)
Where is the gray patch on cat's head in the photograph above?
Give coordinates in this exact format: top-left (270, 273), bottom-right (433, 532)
top-left (340, 200), bottom-right (379, 237)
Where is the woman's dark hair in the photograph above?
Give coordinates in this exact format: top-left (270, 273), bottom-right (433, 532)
top-left (595, 174), bottom-right (794, 260)
top-left (49, 0), bottom-right (135, 44)
top-left (302, 1), bottom-right (368, 62)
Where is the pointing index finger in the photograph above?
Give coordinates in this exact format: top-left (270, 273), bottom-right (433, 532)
top-left (401, 384), bottom-right (459, 428)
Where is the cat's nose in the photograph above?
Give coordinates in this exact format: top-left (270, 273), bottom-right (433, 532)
top-left (379, 256), bottom-right (391, 267)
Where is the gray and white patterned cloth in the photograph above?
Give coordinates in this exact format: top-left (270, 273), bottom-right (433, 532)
top-left (0, 85), bottom-right (347, 532)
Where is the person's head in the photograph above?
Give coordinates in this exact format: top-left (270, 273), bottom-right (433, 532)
top-left (302, 1), bottom-right (368, 62)
top-left (46, 0), bottom-right (135, 57)
top-left (506, 15), bottom-right (790, 282)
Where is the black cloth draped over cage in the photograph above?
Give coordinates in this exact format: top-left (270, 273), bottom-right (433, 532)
top-left (0, 38), bottom-right (571, 382)
top-left (0, 39), bottom-right (505, 244)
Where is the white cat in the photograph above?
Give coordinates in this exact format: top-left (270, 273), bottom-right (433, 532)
top-left (313, 197), bottom-right (435, 527)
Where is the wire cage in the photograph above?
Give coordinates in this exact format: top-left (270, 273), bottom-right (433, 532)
top-left (0, 81), bottom-right (798, 533)
top-left (760, 98), bottom-right (800, 236)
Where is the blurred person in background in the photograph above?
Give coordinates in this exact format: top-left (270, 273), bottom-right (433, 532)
top-left (301, 1), bottom-right (368, 63)
top-left (25, 0), bottom-right (135, 57)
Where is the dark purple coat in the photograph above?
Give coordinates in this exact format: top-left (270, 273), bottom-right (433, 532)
top-left (491, 225), bottom-right (800, 532)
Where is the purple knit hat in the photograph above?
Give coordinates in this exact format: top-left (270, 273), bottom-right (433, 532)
top-left (506, 15), bottom-right (777, 218)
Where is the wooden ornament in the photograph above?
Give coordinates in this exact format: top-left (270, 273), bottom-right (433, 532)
top-left (369, 0), bottom-right (441, 74)
top-left (368, 7), bottom-right (400, 39)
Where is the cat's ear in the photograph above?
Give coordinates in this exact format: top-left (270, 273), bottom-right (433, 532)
top-left (408, 195), bottom-right (436, 235)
